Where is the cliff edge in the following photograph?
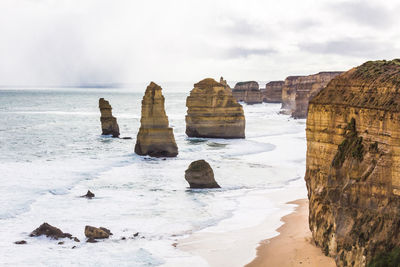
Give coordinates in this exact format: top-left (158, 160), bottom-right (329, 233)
top-left (305, 59), bottom-right (400, 266)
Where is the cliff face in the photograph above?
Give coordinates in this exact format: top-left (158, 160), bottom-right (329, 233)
top-left (135, 82), bottom-right (178, 157)
top-left (232, 81), bottom-right (262, 104)
top-left (305, 60), bottom-right (400, 266)
top-left (281, 72), bottom-right (343, 118)
top-left (261, 81), bottom-right (284, 103)
top-left (99, 98), bottom-right (120, 137)
top-left (186, 78), bottom-right (245, 138)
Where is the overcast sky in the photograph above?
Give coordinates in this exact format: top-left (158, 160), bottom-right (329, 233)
top-left (0, 0), bottom-right (399, 86)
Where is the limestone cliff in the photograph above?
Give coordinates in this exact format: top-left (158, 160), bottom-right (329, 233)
top-left (281, 72), bottom-right (343, 118)
top-left (135, 82), bottom-right (178, 157)
top-left (232, 81), bottom-right (262, 104)
top-left (261, 81), bottom-right (284, 103)
top-left (305, 60), bottom-right (400, 266)
top-left (99, 98), bottom-right (120, 137)
top-left (186, 78), bottom-right (245, 138)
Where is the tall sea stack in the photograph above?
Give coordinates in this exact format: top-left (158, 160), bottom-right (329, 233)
top-left (186, 78), bottom-right (245, 138)
top-left (305, 60), bottom-right (400, 266)
top-left (99, 98), bottom-right (120, 137)
top-left (135, 82), bottom-right (178, 157)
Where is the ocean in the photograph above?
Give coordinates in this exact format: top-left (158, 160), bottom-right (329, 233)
top-left (0, 85), bottom-right (307, 266)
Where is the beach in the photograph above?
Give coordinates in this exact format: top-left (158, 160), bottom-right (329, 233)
top-left (246, 199), bottom-right (335, 267)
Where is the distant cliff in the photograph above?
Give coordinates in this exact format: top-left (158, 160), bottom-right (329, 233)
top-left (305, 60), bottom-right (400, 266)
top-left (282, 72), bottom-right (342, 118)
top-left (232, 81), bottom-right (262, 104)
top-left (261, 81), bottom-right (284, 103)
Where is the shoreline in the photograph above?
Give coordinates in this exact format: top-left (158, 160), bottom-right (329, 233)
top-left (246, 199), bottom-right (335, 267)
top-left (177, 184), bottom-right (306, 267)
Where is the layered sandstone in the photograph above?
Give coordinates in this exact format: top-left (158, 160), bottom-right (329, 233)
top-left (135, 82), bottom-right (178, 157)
top-left (186, 78), bottom-right (245, 138)
top-left (99, 98), bottom-right (120, 137)
top-left (261, 81), bottom-right (284, 103)
top-left (281, 72), bottom-right (343, 118)
top-left (232, 81), bottom-right (262, 104)
top-left (305, 60), bottom-right (400, 266)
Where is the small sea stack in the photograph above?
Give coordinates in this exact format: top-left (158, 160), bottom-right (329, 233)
top-left (185, 160), bottom-right (220, 188)
top-left (185, 78), bottom-right (245, 138)
top-left (99, 98), bottom-right (120, 137)
top-left (135, 82), bottom-right (178, 157)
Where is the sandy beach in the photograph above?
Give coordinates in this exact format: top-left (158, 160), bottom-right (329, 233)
top-left (246, 199), bottom-right (335, 267)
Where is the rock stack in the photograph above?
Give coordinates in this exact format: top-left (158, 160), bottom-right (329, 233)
top-left (99, 98), bottom-right (120, 137)
top-left (186, 78), bottom-right (245, 138)
top-left (185, 160), bottom-right (220, 188)
top-left (261, 81), bottom-right (284, 103)
top-left (135, 82), bottom-right (178, 157)
top-left (232, 81), bottom-right (262, 104)
top-left (305, 60), bottom-right (400, 266)
top-left (281, 72), bottom-right (342, 118)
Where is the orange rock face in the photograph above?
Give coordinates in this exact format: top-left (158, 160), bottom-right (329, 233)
top-left (186, 78), bottom-right (245, 138)
top-left (135, 82), bottom-right (178, 157)
top-left (281, 72), bottom-right (342, 118)
top-left (99, 98), bottom-right (120, 137)
top-left (305, 60), bottom-right (400, 266)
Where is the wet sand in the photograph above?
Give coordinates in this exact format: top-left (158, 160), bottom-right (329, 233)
top-left (246, 199), bottom-right (335, 267)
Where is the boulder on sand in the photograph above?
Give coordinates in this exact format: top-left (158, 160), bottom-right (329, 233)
top-left (184, 160), bottom-right (220, 188)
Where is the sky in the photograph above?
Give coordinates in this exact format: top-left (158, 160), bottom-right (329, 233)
top-left (0, 0), bottom-right (399, 87)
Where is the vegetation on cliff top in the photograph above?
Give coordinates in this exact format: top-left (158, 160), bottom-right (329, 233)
top-left (368, 247), bottom-right (400, 267)
top-left (353, 59), bottom-right (400, 84)
top-left (332, 118), bottom-right (364, 168)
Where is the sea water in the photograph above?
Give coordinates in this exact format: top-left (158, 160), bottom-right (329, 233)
top-left (0, 86), bottom-right (307, 266)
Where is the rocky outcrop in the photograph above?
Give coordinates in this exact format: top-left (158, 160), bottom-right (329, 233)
top-left (185, 160), bottom-right (220, 188)
top-left (281, 72), bottom-right (343, 118)
top-left (219, 76), bottom-right (231, 89)
top-left (232, 81), bottom-right (262, 104)
top-left (305, 60), bottom-right (400, 267)
top-left (261, 81), bottom-right (284, 103)
top-left (186, 78), bottom-right (245, 138)
top-left (81, 190), bottom-right (95, 198)
top-left (84, 226), bottom-right (112, 239)
top-left (99, 98), bottom-right (120, 137)
top-left (30, 223), bottom-right (72, 239)
top-left (135, 82), bottom-right (178, 157)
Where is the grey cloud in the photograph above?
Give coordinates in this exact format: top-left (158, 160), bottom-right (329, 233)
top-left (224, 47), bottom-right (277, 58)
top-left (299, 37), bottom-right (398, 58)
top-left (330, 1), bottom-right (393, 28)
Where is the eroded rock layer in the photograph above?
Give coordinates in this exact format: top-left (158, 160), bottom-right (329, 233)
top-left (281, 72), bottom-right (343, 118)
top-left (135, 82), bottom-right (178, 157)
top-left (232, 81), bottom-right (262, 104)
top-left (305, 60), bottom-right (400, 267)
top-left (186, 78), bottom-right (245, 138)
top-left (99, 98), bottom-right (120, 137)
top-left (261, 81), bottom-right (284, 103)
